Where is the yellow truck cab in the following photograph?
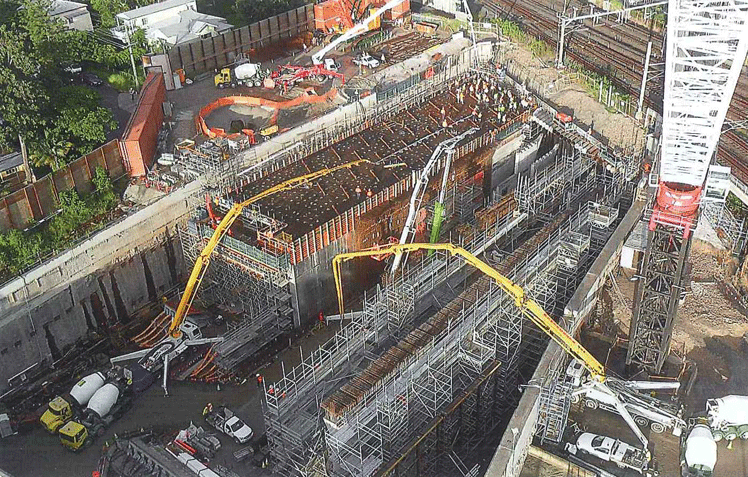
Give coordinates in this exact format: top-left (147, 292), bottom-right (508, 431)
top-left (214, 68), bottom-right (232, 87)
top-left (59, 421), bottom-right (88, 451)
top-left (39, 372), bottom-right (106, 434)
top-left (40, 396), bottom-right (73, 433)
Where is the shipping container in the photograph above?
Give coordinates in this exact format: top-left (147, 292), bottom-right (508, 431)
top-left (121, 73), bottom-right (166, 177)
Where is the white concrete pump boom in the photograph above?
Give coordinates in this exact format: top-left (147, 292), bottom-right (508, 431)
top-left (312, 0), bottom-right (406, 65)
top-left (460, 0), bottom-right (476, 45)
top-left (390, 127), bottom-right (479, 273)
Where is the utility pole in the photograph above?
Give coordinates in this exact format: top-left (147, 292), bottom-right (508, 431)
top-left (636, 41), bottom-right (652, 119)
top-left (556, 17), bottom-right (566, 68)
top-left (18, 134), bottom-right (35, 184)
top-left (126, 24), bottom-right (140, 89)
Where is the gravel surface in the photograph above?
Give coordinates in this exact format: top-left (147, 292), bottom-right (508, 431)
top-left (505, 42), bottom-right (645, 153)
top-left (609, 242), bottom-right (748, 354)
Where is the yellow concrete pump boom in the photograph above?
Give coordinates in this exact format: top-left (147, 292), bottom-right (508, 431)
top-left (332, 242), bottom-right (606, 382)
top-left (170, 159), bottom-right (380, 338)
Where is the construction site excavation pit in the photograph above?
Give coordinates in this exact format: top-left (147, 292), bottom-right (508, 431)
top-left (203, 103), bottom-right (275, 135)
top-left (175, 62), bottom-right (648, 476)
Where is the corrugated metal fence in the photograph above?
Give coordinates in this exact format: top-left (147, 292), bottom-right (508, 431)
top-left (167, 5), bottom-right (315, 76)
top-left (0, 140), bottom-right (125, 231)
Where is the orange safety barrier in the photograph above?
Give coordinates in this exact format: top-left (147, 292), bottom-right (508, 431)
top-left (195, 88), bottom-right (339, 138)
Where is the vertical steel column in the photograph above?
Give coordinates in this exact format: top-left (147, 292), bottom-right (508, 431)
top-left (627, 223), bottom-right (691, 373)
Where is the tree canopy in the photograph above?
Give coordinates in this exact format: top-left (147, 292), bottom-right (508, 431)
top-left (0, 167), bottom-right (118, 279)
top-left (0, 0), bottom-right (120, 169)
top-left (234, 0), bottom-right (308, 26)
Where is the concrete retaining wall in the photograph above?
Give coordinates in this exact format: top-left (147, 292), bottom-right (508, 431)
top-left (485, 195), bottom-right (646, 477)
top-left (0, 182), bottom-right (199, 392)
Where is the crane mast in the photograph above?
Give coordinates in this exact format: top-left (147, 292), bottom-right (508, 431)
top-left (628, 0), bottom-right (748, 372)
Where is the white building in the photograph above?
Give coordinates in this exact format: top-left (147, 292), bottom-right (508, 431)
top-left (112, 0), bottom-right (232, 47)
top-left (49, 0), bottom-right (93, 31)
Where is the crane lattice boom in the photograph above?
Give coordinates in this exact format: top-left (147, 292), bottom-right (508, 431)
top-left (659, 0), bottom-right (748, 187)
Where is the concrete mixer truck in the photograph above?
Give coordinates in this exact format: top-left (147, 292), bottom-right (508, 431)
top-left (214, 62), bottom-right (267, 88)
top-left (58, 379), bottom-right (133, 451)
top-left (681, 420), bottom-right (717, 477)
top-left (706, 395), bottom-right (748, 442)
top-left (40, 372), bottom-right (106, 433)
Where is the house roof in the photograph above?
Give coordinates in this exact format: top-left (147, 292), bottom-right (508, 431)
top-left (147, 9), bottom-right (232, 45)
top-left (49, 0), bottom-right (87, 16)
top-left (116, 0), bottom-right (195, 21)
top-left (0, 152), bottom-right (24, 173)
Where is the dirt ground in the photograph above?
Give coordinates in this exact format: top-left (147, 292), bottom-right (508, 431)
top-left (608, 241), bottom-right (748, 358)
top-left (204, 103), bottom-right (275, 133)
top-left (573, 238), bottom-right (748, 476)
top-left (503, 43), bottom-right (645, 155)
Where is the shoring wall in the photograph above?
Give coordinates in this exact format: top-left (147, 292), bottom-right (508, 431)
top-left (0, 140), bottom-right (125, 231)
top-left (167, 5), bottom-right (315, 76)
top-left (196, 89), bottom-right (338, 138)
top-left (121, 72), bottom-right (166, 177)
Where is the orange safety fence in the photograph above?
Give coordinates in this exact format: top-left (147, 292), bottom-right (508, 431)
top-left (195, 88), bottom-right (338, 138)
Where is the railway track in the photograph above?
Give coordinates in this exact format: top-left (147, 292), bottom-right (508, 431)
top-left (480, 0), bottom-right (748, 184)
top-left (484, 0), bottom-right (665, 110)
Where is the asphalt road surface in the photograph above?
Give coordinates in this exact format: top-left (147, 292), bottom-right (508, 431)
top-left (0, 323), bottom-right (340, 477)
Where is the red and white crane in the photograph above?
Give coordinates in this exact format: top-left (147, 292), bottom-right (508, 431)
top-left (628, 0), bottom-right (748, 372)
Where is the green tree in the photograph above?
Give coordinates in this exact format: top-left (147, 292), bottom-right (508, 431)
top-left (90, 0), bottom-right (129, 28)
top-left (54, 86), bottom-right (117, 152)
top-left (234, 0), bottom-right (307, 25)
top-left (0, 1), bottom-right (116, 168)
top-left (0, 24), bottom-right (50, 153)
top-left (93, 166), bottom-right (116, 212)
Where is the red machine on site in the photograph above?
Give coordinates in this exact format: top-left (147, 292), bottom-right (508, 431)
top-left (627, 2), bottom-right (748, 373)
top-left (269, 64), bottom-right (345, 90)
top-left (274, 0), bottom-right (407, 88)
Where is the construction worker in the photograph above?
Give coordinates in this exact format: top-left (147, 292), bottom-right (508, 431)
top-left (256, 373), bottom-right (263, 388)
top-left (268, 385), bottom-right (275, 396)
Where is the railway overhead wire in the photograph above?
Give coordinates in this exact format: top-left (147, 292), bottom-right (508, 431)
top-left (480, 0), bottom-right (748, 187)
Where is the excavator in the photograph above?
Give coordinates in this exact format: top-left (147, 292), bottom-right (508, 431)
top-left (332, 242), bottom-right (685, 459)
top-left (120, 159), bottom-right (399, 395)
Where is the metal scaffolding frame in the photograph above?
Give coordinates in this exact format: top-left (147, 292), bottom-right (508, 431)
top-left (516, 141), bottom-right (597, 217)
top-left (178, 218), bottom-right (294, 368)
top-left (700, 201), bottom-right (747, 254)
top-left (262, 200), bottom-right (529, 476)
top-left (627, 221), bottom-right (691, 373)
top-left (263, 194), bottom-right (603, 476)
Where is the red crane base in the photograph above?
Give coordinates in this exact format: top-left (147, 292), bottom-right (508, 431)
top-left (650, 182), bottom-right (702, 239)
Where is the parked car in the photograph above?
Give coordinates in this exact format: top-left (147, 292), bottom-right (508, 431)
top-left (205, 406), bottom-right (253, 444)
top-left (63, 63), bottom-right (82, 74)
top-left (80, 72), bottom-right (103, 86)
top-left (353, 53), bottom-right (380, 68)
